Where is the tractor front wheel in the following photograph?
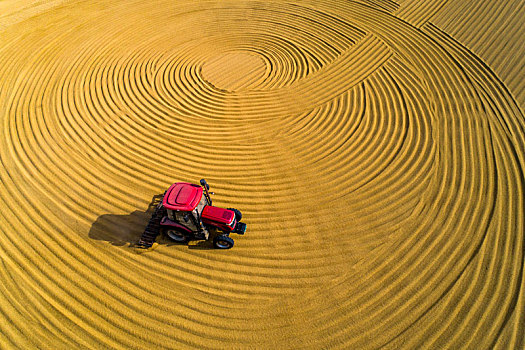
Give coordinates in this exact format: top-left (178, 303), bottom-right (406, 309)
top-left (164, 228), bottom-right (188, 243)
top-left (213, 235), bottom-right (234, 249)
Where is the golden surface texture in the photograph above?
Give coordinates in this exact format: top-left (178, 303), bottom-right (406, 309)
top-left (0, 1), bottom-right (524, 348)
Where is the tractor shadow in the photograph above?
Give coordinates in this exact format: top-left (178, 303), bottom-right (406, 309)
top-left (89, 209), bottom-right (149, 246)
top-left (88, 193), bottom-right (214, 249)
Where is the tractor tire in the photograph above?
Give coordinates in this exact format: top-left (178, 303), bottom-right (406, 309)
top-left (164, 228), bottom-right (188, 243)
top-left (227, 208), bottom-right (242, 221)
top-left (213, 235), bottom-right (234, 249)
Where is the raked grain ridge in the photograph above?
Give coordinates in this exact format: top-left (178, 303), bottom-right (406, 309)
top-left (0, 0), bottom-right (524, 349)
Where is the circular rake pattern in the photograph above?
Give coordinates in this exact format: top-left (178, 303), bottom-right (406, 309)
top-left (0, 1), bottom-right (523, 349)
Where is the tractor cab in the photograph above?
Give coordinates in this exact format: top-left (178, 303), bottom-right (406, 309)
top-left (155, 180), bottom-right (246, 249)
top-left (162, 182), bottom-right (208, 235)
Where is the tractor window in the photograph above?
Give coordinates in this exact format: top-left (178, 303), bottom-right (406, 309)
top-left (195, 195), bottom-right (207, 219)
top-left (175, 211), bottom-right (198, 232)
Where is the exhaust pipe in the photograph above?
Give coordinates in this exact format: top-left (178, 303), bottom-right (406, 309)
top-left (200, 179), bottom-right (212, 205)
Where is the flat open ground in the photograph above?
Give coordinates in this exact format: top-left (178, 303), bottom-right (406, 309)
top-left (1, 0), bottom-right (524, 348)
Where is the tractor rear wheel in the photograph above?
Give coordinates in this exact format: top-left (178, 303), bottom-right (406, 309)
top-left (213, 235), bottom-right (234, 249)
top-left (164, 228), bottom-right (188, 243)
top-left (227, 208), bottom-right (242, 221)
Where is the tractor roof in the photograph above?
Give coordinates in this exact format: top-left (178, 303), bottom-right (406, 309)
top-left (163, 182), bottom-right (203, 211)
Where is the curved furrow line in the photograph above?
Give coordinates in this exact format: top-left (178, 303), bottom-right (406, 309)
top-left (279, 66), bottom-right (429, 224)
top-left (0, 226), bottom-right (135, 348)
top-left (334, 0), bottom-right (494, 252)
top-left (1, 205), bottom-right (294, 344)
top-left (198, 4), bottom-right (363, 58)
top-left (353, 0), bottom-right (400, 13)
top-left (58, 44), bottom-right (166, 196)
top-left (225, 65), bottom-right (426, 266)
top-left (0, 2), bottom-right (416, 348)
top-left (0, 17), bottom-right (422, 346)
top-left (255, 3), bottom-right (512, 350)
top-left (2, 102), bottom-right (280, 344)
top-left (63, 52), bottom-right (266, 194)
top-left (247, 60), bottom-right (434, 340)
top-left (422, 23), bottom-right (525, 348)
top-left (429, 0), bottom-right (525, 108)
top-left (422, 124), bottom-right (512, 349)
top-left (395, 0), bottom-right (447, 28)
top-left (153, 35), bottom-right (390, 119)
top-left (1, 0), bottom-right (524, 348)
top-left (2, 61), bottom-right (130, 234)
top-left (1, 2), bottom-right (336, 348)
top-left (0, 190), bottom-right (205, 346)
top-left (346, 18), bottom-right (512, 350)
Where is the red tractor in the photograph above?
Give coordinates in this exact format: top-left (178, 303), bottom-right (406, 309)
top-left (137, 179), bottom-right (246, 249)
